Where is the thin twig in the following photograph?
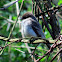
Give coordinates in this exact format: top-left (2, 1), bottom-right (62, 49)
top-left (36, 38), bottom-right (62, 62)
top-left (0, 0), bottom-right (19, 10)
top-left (50, 48), bottom-right (62, 62)
top-left (8, 0), bottom-right (24, 39)
top-left (35, 5), bottom-right (62, 17)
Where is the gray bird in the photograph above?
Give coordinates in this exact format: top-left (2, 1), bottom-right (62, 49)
top-left (21, 12), bottom-right (45, 39)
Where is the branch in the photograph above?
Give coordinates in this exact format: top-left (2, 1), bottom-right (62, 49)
top-left (36, 36), bottom-right (62, 62)
top-left (50, 48), bottom-right (62, 62)
top-left (8, 0), bottom-right (24, 39)
top-left (0, 36), bottom-right (55, 43)
top-left (0, 35), bottom-right (62, 44)
top-left (36, 5), bottom-right (62, 17)
top-left (0, 0), bottom-right (19, 10)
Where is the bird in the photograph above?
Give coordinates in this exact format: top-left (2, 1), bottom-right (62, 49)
top-left (20, 12), bottom-right (50, 54)
top-left (21, 12), bottom-right (45, 39)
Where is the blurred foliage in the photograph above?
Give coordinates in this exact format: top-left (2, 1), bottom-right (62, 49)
top-left (0, 0), bottom-right (62, 62)
top-left (58, 0), bottom-right (62, 5)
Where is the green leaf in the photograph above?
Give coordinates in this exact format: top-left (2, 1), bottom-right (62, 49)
top-left (58, 0), bottom-right (62, 5)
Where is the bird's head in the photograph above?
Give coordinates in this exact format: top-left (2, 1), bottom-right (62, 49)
top-left (21, 12), bottom-right (37, 21)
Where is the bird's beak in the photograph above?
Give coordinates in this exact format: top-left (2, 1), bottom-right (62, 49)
top-left (18, 16), bottom-right (22, 20)
top-left (20, 17), bottom-right (22, 20)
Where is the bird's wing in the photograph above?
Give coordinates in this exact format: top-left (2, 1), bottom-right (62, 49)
top-left (30, 19), bottom-right (45, 38)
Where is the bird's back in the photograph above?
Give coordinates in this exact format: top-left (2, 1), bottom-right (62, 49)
top-left (21, 17), bottom-right (45, 38)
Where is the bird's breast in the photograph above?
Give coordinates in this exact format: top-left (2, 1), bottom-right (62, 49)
top-left (21, 20), bottom-right (37, 37)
